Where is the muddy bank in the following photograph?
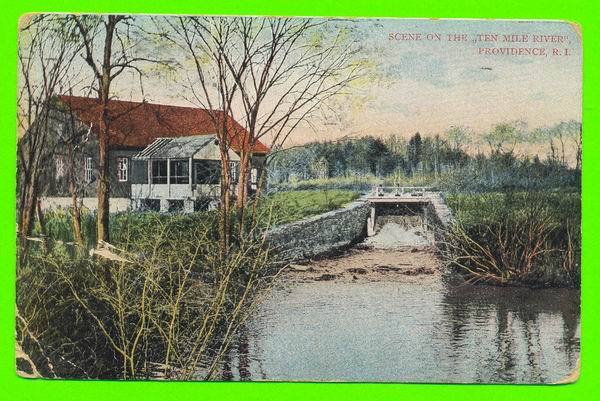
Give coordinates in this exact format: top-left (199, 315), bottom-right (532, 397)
top-left (287, 245), bottom-right (439, 283)
top-left (283, 218), bottom-right (440, 283)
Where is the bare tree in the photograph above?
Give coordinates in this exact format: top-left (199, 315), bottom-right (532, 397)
top-left (555, 120), bottom-right (582, 169)
top-left (482, 121), bottom-right (526, 154)
top-left (445, 125), bottom-right (470, 152)
top-left (529, 120), bottom-right (581, 168)
top-left (71, 14), bottom-right (165, 243)
top-left (62, 99), bottom-right (96, 247)
top-left (158, 16), bottom-right (244, 252)
top-left (17, 15), bottom-right (82, 251)
top-left (570, 121), bottom-right (582, 171)
top-left (221, 18), bottom-right (364, 232)
top-left (161, 16), bottom-right (364, 240)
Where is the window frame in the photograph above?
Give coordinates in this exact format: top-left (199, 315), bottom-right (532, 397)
top-left (194, 160), bottom-right (220, 185)
top-left (250, 167), bottom-right (259, 190)
top-left (84, 157), bottom-right (93, 183)
top-left (169, 159), bottom-right (189, 184)
top-left (55, 156), bottom-right (65, 179)
top-left (151, 160), bottom-right (168, 184)
top-left (228, 161), bottom-right (239, 183)
top-left (117, 157), bottom-right (129, 182)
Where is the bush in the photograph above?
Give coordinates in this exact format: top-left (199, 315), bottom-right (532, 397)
top-left (440, 190), bottom-right (580, 287)
top-left (17, 214), bottom-right (276, 380)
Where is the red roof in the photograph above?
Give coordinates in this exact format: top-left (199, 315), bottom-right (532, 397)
top-left (56, 95), bottom-right (270, 154)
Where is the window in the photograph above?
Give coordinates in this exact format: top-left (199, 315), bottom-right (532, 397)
top-left (140, 199), bottom-right (160, 212)
top-left (250, 167), bottom-right (258, 189)
top-left (84, 157), bottom-right (93, 183)
top-left (151, 160), bottom-right (167, 184)
top-left (117, 157), bottom-right (128, 182)
top-left (151, 160), bottom-right (190, 184)
top-left (228, 161), bottom-right (238, 183)
top-left (170, 159), bottom-right (189, 184)
top-left (250, 168), bottom-right (258, 184)
top-left (194, 160), bottom-right (220, 185)
top-left (55, 156), bottom-right (65, 179)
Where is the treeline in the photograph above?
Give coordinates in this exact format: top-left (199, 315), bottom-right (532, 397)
top-left (268, 121), bottom-right (581, 193)
top-left (269, 133), bottom-right (468, 181)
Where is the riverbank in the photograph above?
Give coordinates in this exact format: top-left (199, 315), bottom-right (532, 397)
top-left (238, 241), bottom-right (580, 383)
top-left (441, 190), bottom-right (581, 288)
top-left (287, 245), bottom-right (439, 283)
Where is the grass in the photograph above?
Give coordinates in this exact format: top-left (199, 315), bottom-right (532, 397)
top-left (271, 174), bottom-right (438, 193)
top-left (18, 188), bottom-right (361, 378)
top-left (274, 175), bottom-right (379, 192)
top-left (259, 189), bottom-right (360, 226)
top-left (270, 161), bottom-right (580, 195)
top-left (32, 189), bottom-right (361, 247)
top-left (440, 190), bottom-right (581, 287)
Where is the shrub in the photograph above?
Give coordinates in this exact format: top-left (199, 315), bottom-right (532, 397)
top-left (17, 214), bottom-right (277, 380)
top-left (439, 191), bottom-right (580, 287)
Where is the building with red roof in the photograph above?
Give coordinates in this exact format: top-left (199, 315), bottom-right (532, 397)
top-left (36, 96), bottom-right (269, 212)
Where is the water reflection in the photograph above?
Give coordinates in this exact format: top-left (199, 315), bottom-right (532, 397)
top-left (223, 275), bottom-right (580, 383)
top-left (438, 280), bottom-right (579, 383)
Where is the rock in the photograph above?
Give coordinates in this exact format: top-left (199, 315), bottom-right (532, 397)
top-left (347, 267), bottom-right (367, 274)
top-left (401, 266), bottom-right (435, 275)
top-left (376, 265), bottom-right (402, 272)
top-left (289, 263), bottom-right (311, 272)
top-left (314, 273), bottom-right (337, 281)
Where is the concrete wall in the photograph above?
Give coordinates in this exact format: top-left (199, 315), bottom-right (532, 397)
top-left (267, 199), bottom-right (370, 262)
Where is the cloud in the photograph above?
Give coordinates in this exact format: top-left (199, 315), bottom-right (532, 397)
top-left (386, 51), bottom-right (451, 88)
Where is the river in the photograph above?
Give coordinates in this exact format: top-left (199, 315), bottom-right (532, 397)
top-left (220, 226), bottom-right (580, 383)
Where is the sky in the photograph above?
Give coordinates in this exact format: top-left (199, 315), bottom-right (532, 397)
top-left (157, 18), bottom-right (581, 146)
top-left (23, 16), bottom-right (582, 148)
top-left (280, 18), bottom-right (582, 145)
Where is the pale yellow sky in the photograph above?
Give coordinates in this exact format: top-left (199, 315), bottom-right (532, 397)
top-left (279, 19), bottom-right (582, 146)
top-left (38, 17), bottom-right (581, 148)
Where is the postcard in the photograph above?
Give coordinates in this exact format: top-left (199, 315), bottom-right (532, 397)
top-left (16, 14), bottom-right (581, 383)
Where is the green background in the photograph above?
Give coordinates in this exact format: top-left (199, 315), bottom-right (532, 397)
top-left (1, 1), bottom-right (597, 400)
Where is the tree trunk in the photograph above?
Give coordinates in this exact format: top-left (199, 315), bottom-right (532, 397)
top-left (94, 15), bottom-right (119, 244)
top-left (559, 134), bottom-right (566, 166)
top-left (236, 152), bottom-right (250, 208)
top-left (67, 145), bottom-right (83, 247)
top-left (218, 142), bottom-right (231, 256)
top-left (96, 124), bottom-right (110, 243)
top-left (251, 162), bottom-right (268, 228)
top-left (236, 151), bottom-right (250, 237)
top-left (19, 180), bottom-right (37, 238)
top-left (17, 180), bottom-right (39, 264)
top-left (36, 198), bottom-right (50, 253)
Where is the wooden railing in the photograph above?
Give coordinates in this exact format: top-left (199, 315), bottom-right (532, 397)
top-left (369, 186), bottom-right (436, 197)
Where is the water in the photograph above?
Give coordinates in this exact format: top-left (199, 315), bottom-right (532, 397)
top-left (223, 271), bottom-right (580, 383)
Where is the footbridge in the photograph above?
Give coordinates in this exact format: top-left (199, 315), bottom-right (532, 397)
top-left (366, 186), bottom-right (453, 236)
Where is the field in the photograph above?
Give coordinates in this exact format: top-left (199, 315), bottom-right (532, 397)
top-left (32, 189), bottom-right (360, 248)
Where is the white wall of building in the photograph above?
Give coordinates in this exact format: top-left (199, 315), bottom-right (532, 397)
top-left (40, 197), bottom-right (131, 213)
